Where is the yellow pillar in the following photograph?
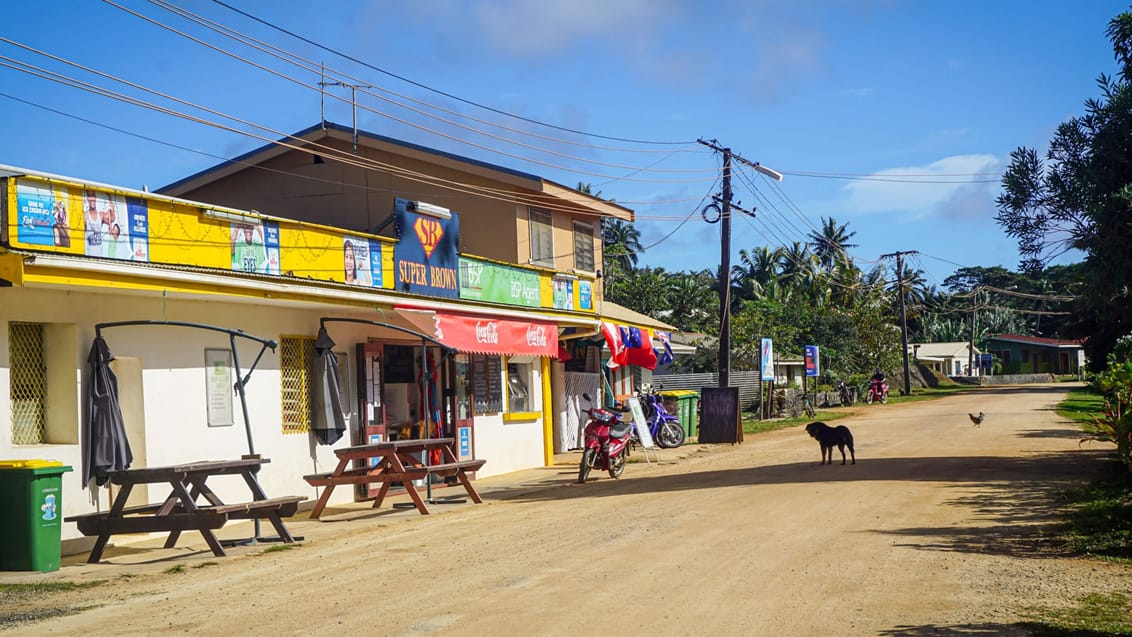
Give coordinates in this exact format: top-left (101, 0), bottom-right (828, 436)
top-left (542, 356), bottom-right (554, 466)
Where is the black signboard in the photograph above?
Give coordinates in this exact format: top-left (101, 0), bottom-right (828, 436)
top-left (471, 354), bottom-right (503, 414)
top-left (698, 386), bottom-right (741, 444)
top-left (383, 345), bottom-right (416, 384)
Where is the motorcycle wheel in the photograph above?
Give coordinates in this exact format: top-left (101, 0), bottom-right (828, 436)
top-left (865, 390), bottom-right (874, 405)
top-left (658, 421), bottom-right (686, 448)
top-left (880, 390), bottom-right (888, 404)
top-left (840, 391), bottom-right (852, 407)
top-left (578, 448), bottom-right (595, 484)
top-left (608, 448), bottom-right (626, 479)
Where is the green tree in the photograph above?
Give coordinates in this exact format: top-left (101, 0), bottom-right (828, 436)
top-left (807, 217), bottom-right (859, 273)
top-left (995, 10), bottom-right (1132, 369)
top-left (601, 218), bottom-right (642, 275)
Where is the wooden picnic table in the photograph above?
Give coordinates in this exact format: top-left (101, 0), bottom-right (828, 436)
top-left (303, 438), bottom-right (486, 519)
top-left (66, 457), bottom-right (306, 563)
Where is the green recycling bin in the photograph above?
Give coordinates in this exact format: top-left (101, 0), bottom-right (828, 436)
top-left (0, 460), bottom-right (72, 572)
top-left (660, 390), bottom-right (699, 441)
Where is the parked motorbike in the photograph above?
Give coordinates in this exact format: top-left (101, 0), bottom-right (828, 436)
top-left (578, 393), bottom-right (633, 483)
top-left (837, 380), bottom-right (854, 406)
top-left (636, 385), bottom-right (686, 449)
top-left (865, 378), bottom-right (889, 404)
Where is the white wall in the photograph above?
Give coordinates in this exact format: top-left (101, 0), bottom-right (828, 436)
top-left (2, 286), bottom-right (551, 543)
top-left (472, 414), bottom-right (544, 477)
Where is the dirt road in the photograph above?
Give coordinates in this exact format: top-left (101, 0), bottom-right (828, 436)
top-left (7, 383), bottom-right (1132, 636)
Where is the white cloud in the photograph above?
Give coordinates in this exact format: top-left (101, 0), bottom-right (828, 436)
top-left (470, 0), bottom-right (675, 57)
top-left (838, 154), bottom-right (1001, 219)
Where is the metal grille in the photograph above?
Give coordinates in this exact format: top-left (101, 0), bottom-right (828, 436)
top-left (9, 322), bottom-right (47, 445)
top-left (280, 335), bottom-right (315, 434)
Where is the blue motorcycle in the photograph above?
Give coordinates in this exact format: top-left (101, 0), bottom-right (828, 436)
top-left (636, 386), bottom-right (686, 449)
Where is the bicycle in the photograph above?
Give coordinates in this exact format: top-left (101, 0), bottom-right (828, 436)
top-left (802, 392), bottom-right (816, 419)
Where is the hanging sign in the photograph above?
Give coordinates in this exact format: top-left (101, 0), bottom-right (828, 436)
top-left (393, 197), bottom-right (460, 299)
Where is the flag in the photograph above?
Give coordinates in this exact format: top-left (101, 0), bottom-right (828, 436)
top-left (654, 330), bottom-right (674, 366)
top-left (601, 321), bottom-right (626, 368)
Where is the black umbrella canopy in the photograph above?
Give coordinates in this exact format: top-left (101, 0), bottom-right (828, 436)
top-left (312, 327), bottom-right (347, 445)
top-left (82, 336), bottom-right (133, 488)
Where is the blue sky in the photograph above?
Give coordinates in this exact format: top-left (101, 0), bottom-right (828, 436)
top-left (1, 1), bottom-right (1125, 288)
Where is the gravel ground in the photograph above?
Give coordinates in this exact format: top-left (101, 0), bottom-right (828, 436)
top-left (2, 382), bottom-right (1130, 636)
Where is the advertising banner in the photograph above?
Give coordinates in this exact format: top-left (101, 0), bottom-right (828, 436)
top-left (552, 277), bottom-right (574, 310)
top-left (760, 338), bottom-right (775, 381)
top-left (578, 280), bottom-right (593, 310)
top-left (434, 312), bottom-right (557, 357)
top-left (804, 345), bottom-right (820, 377)
top-left (229, 218), bottom-right (279, 275)
top-left (343, 236), bottom-right (384, 287)
top-left (458, 257), bottom-right (540, 307)
top-left (393, 197), bottom-right (459, 299)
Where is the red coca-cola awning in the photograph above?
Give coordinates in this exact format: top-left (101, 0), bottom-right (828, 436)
top-left (395, 309), bottom-right (558, 357)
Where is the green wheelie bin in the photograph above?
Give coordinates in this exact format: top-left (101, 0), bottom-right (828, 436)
top-left (659, 390), bottom-right (699, 441)
top-left (0, 460), bottom-right (73, 572)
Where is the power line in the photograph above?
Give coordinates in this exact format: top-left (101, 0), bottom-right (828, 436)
top-left (98, 3), bottom-right (716, 185)
top-left (207, 0), bottom-right (697, 146)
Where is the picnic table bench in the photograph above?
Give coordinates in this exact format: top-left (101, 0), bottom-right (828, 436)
top-left (304, 438), bottom-right (485, 519)
top-left (66, 457), bottom-right (306, 563)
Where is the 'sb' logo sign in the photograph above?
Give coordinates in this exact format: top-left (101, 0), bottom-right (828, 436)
top-left (414, 218), bottom-right (443, 259)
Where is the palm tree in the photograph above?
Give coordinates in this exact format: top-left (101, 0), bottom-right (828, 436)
top-left (807, 217), bottom-right (858, 273)
top-left (602, 218), bottom-right (642, 273)
top-left (778, 241), bottom-right (820, 302)
top-left (732, 246), bottom-right (781, 302)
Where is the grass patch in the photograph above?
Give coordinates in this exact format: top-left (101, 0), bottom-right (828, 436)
top-left (885, 385), bottom-right (973, 404)
top-left (1061, 471), bottom-right (1132, 561)
top-left (1058, 387), bottom-right (1106, 425)
top-left (193, 561), bottom-right (218, 569)
top-left (1022, 591), bottom-right (1132, 635)
top-left (0, 581), bottom-right (106, 630)
top-left (742, 410), bottom-right (849, 435)
top-left (163, 564), bottom-right (186, 574)
top-left (255, 543), bottom-right (296, 555)
top-left (0, 580), bottom-right (106, 596)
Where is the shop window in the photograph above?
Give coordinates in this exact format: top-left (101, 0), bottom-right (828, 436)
top-left (471, 354), bottom-right (503, 414)
top-left (573, 221), bottom-right (594, 272)
top-left (280, 335), bottom-right (315, 434)
top-left (8, 321), bottom-right (78, 445)
top-left (529, 207), bottom-right (554, 267)
top-left (507, 361), bottom-right (532, 413)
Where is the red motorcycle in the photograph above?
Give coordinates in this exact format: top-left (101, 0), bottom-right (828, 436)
top-left (865, 378), bottom-right (889, 404)
top-left (578, 393), bottom-right (633, 483)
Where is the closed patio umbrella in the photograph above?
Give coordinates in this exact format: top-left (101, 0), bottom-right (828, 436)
top-left (312, 326), bottom-right (346, 445)
top-left (82, 336), bottom-right (133, 488)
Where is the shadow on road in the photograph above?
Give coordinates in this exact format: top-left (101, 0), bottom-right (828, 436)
top-left (878, 622), bottom-right (1047, 636)
top-left (493, 448), bottom-right (1118, 560)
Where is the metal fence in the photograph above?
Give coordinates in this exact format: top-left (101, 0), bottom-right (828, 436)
top-left (651, 370), bottom-right (764, 408)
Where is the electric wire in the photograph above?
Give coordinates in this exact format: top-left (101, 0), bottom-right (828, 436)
top-left (0, 48), bottom-right (685, 215)
top-left (206, 0), bottom-right (697, 146)
top-left (101, 2), bottom-right (716, 185)
top-left (146, 0), bottom-right (707, 159)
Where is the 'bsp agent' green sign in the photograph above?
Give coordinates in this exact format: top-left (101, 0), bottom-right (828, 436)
top-left (459, 257), bottom-right (541, 308)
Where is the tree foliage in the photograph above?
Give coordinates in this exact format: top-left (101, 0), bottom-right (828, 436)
top-left (995, 10), bottom-right (1132, 369)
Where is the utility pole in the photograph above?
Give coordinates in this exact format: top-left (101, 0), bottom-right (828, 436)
top-left (881, 250), bottom-right (918, 395)
top-left (698, 139), bottom-right (783, 389)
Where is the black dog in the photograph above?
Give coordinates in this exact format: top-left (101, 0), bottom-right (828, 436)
top-left (805, 421), bottom-right (855, 465)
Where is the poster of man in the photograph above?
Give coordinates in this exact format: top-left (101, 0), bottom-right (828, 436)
top-left (343, 237), bottom-right (373, 286)
top-left (231, 220), bottom-right (267, 273)
top-left (83, 189), bottom-right (113, 258)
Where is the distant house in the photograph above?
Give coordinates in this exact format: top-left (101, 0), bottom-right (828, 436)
top-left (908, 341), bottom-right (983, 376)
top-left (984, 334), bottom-right (1086, 376)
